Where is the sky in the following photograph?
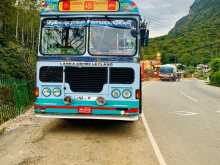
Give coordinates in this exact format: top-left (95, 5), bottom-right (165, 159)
top-left (134, 0), bottom-right (194, 38)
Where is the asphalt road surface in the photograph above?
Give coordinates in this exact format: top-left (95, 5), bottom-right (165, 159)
top-left (0, 110), bottom-right (158, 165)
top-left (143, 79), bottom-right (220, 165)
top-left (1, 79), bottom-right (220, 165)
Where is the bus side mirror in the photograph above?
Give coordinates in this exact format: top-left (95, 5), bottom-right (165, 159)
top-left (140, 29), bottom-right (149, 47)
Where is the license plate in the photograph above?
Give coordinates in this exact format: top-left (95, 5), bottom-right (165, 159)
top-left (78, 107), bottom-right (92, 114)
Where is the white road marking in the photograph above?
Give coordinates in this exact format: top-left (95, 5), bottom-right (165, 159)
top-left (171, 111), bottom-right (199, 116)
top-left (216, 111), bottom-right (220, 113)
top-left (180, 91), bottom-right (198, 103)
top-left (141, 113), bottom-right (168, 165)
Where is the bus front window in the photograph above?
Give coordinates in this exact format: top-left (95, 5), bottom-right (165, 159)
top-left (89, 19), bottom-right (137, 56)
top-left (160, 67), bottom-right (174, 74)
top-left (41, 19), bottom-right (86, 55)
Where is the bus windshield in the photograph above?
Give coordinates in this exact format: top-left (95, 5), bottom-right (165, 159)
top-left (41, 19), bottom-right (86, 55)
top-left (160, 67), bottom-right (174, 74)
top-left (89, 19), bottom-right (137, 56)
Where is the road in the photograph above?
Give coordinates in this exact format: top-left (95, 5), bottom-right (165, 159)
top-left (0, 110), bottom-right (158, 165)
top-left (143, 79), bottom-right (220, 165)
top-left (0, 79), bottom-right (220, 165)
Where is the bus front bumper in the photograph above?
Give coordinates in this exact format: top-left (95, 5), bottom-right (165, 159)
top-left (34, 99), bottom-right (140, 121)
top-left (35, 113), bottom-right (139, 121)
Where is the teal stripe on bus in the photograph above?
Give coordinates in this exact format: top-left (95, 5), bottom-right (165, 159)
top-left (35, 109), bottom-right (122, 115)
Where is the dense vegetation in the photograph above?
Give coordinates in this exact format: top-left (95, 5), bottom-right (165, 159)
top-left (143, 0), bottom-right (220, 66)
top-left (0, 0), bottom-right (38, 124)
top-left (0, 74), bottom-right (34, 124)
top-left (0, 0), bottom-right (39, 80)
top-left (209, 58), bottom-right (220, 86)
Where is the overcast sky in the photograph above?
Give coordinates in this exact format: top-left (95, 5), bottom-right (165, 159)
top-left (134, 0), bottom-right (194, 38)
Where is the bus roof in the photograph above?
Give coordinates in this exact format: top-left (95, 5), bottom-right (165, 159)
top-left (39, 0), bottom-right (140, 16)
top-left (160, 64), bottom-right (177, 69)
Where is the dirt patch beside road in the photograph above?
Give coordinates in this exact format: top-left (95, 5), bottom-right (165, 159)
top-left (0, 109), bottom-right (159, 165)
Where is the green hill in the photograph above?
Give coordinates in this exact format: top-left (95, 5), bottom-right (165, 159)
top-left (144, 0), bottom-right (220, 66)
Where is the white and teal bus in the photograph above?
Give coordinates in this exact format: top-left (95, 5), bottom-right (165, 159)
top-left (34, 0), bottom-right (149, 121)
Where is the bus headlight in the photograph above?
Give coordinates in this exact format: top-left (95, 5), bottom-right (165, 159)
top-left (53, 88), bottom-right (61, 97)
top-left (122, 89), bottom-right (132, 99)
top-left (42, 88), bottom-right (51, 97)
top-left (111, 89), bottom-right (121, 98)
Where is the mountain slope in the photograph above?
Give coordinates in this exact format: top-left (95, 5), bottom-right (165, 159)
top-left (144, 0), bottom-right (220, 66)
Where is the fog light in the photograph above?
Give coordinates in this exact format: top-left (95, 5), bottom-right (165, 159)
top-left (64, 96), bottom-right (72, 105)
top-left (96, 97), bottom-right (106, 106)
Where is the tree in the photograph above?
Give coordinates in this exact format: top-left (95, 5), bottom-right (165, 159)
top-left (209, 58), bottom-right (220, 73)
top-left (0, 0), bottom-right (39, 80)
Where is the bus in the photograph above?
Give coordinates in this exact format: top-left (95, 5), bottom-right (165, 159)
top-left (34, 0), bottom-right (149, 121)
top-left (160, 64), bottom-right (178, 81)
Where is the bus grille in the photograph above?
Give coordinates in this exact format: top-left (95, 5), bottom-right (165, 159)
top-left (110, 68), bottom-right (134, 84)
top-left (65, 67), bottom-right (108, 93)
top-left (40, 66), bottom-right (63, 83)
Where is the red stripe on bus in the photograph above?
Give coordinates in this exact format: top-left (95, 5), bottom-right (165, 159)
top-left (35, 105), bottom-right (118, 111)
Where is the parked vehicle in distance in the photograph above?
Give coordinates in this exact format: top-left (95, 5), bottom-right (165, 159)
top-left (160, 64), bottom-right (178, 81)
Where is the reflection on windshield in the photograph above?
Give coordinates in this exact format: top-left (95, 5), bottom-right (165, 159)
top-left (89, 19), bottom-right (137, 56)
top-left (41, 20), bottom-right (86, 55)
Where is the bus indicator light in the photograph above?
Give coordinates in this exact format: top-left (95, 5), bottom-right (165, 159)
top-left (34, 87), bottom-right (39, 97)
top-left (84, 1), bottom-right (94, 10)
top-left (108, 0), bottom-right (117, 10)
top-left (135, 89), bottom-right (141, 99)
top-left (62, 0), bottom-right (70, 11)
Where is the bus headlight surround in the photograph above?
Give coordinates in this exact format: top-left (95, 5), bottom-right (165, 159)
top-left (122, 89), bottom-right (132, 99)
top-left (53, 88), bottom-right (62, 97)
top-left (42, 88), bottom-right (51, 97)
top-left (111, 89), bottom-right (121, 98)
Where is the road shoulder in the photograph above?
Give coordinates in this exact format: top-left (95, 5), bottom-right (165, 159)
top-left (0, 109), bottom-right (159, 165)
